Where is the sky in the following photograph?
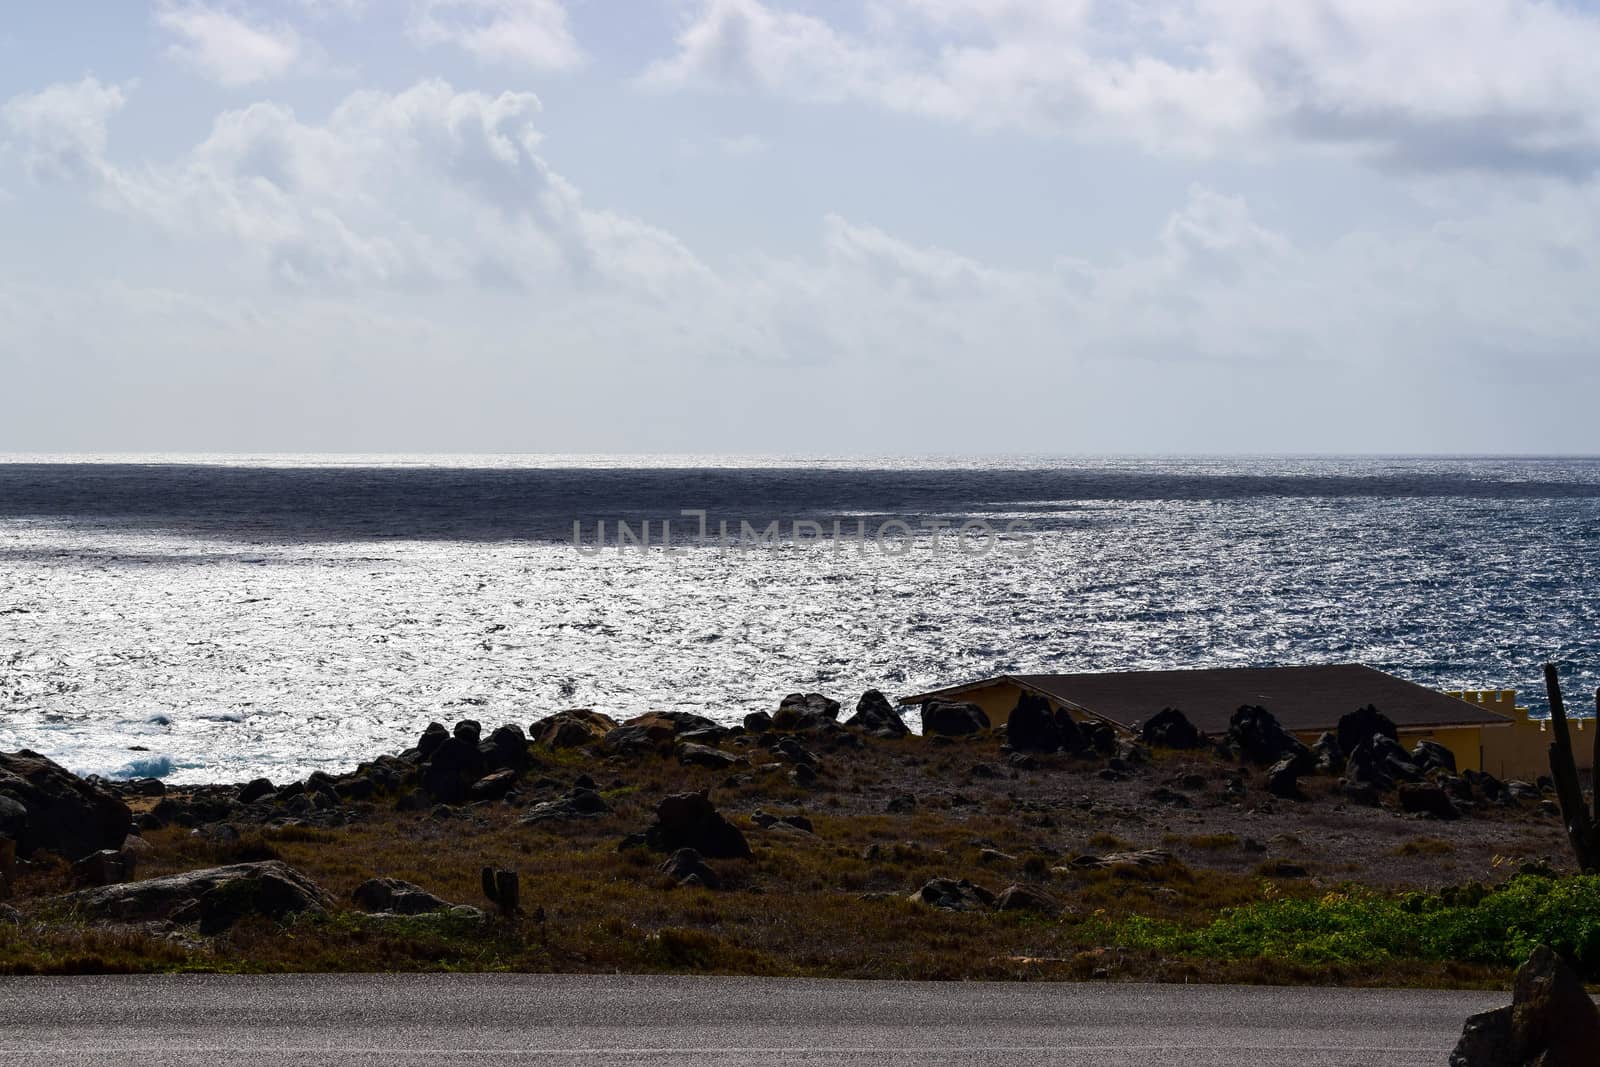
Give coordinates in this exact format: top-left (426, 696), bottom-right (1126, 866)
top-left (1, 1), bottom-right (1598, 454)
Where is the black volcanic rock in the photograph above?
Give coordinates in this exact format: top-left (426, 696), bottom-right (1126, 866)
top-left (921, 700), bottom-right (990, 737)
top-left (0, 750), bottom-right (132, 860)
top-left (845, 690), bottom-right (909, 738)
top-left (644, 793), bottom-right (750, 859)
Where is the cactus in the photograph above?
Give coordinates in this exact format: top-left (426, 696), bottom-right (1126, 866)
top-left (480, 865), bottom-right (520, 916)
top-left (1541, 664), bottom-right (1600, 873)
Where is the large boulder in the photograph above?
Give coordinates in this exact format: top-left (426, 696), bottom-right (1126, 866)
top-left (351, 877), bottom-right (451, 915)
top-left (414, 722), bottom-right (450, 762)
top-left (479, 724), bottom-right (532, 773)
top-left (921, 700), bottom-right (990, 737)
top-left (531, 709), bottom-right (618, 749)
top-left (1224, 706), bottom-right (1310, 766)
top-left (772, 693), bottom-right (841, 732)
top-left (1451, 946), bottom-right (1600, 1066)
top-left (0, 751), bottom-right (132, 860)
top-left (644, 793), bottom-right (750, 858)
top-left (63, 860), bottom-right (331, 934)
top-left (1337, 705), bottom-right (1398, 756)
top-left (1005, 693), bottom-right (1062, 753)
top-left (418, 736), bottom-right (485, 804)
top-left (1140, 708), bottom-right (1203, 750)
top-left (845, 690), bottom-right (909, 738)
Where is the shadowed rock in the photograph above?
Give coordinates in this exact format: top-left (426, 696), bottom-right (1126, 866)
top-left (1410, 739), bottom-right (1458, 774)
top-left (1006, 693), bottom-right (1063, 752)
top-left (0, 750), bottom-right (131, 860)
top-left (644, 793), bottom-right (750, 859)
top-left (1348, 734), bottom-right (1425, 790)
top-left (845, 690), bottom-right (909, 738)
top-left (351, 877), bottom-right (451, 915)
top-left (773, 693), bottom-right (841, 732)
top-left (238, 778), bottom-right (276, 805)
top-left (71, 849), bottom-right (135, 887)
top-left (468, 768), bottom-right (519, 801)
top-left (1310, 732), bottom-right (1343, 773)
top-left (1399, 781), bottom-right (1459, 819)
top-left (520, 787), bottom-right (609, 824)
top-left (908, 878), bottom-right (994, 911)
top-left (659, 848), bottom-right (721, 889)
top-left (1266, 752), bottom-right (1316, 800)
top-left (418, 736), bottom-right (484, 804)
top-left (1140, 708), bottom-right (1204, 750)
top-left (921, 700), bottom-right (990, 737)
top-left (480, 724), bottom-right (532, 773)
top-left (1337, 705), bottom-right (1398, 757)
top-left (1451, 945), bottom-right (1600, 1066)
top-left (1224, 706), bottom-right (1310, 766)
top-left (63, 860), bottom-right (331, 934)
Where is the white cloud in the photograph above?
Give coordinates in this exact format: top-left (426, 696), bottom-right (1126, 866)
top-left (42, 78), bottom-right (706, 295)
top-left (0, 77), bottom-right (128, 182)
top-left (645, 0), bottom-right (1600, 175)
top-left (155, 2), bottom-right (303, 87)
top-left (410, 0), bottom-right (584, 72)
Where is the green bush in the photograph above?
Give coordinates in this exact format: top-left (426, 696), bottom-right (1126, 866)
top-left (1117, 874), bottom-right (1600, 976)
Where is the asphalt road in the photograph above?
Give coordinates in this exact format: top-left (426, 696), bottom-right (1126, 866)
top-left (0, 974), bottom-right (1499, 1066)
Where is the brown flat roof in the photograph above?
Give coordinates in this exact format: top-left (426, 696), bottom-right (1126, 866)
top-left (899, 664), bottom-right (1513, 735)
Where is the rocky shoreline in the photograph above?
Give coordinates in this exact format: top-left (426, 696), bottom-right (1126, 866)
top-left (0, 690), bottom-right (1593, 989)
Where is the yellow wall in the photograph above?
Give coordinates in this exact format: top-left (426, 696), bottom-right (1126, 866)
top-left (1452, 689), bottom-right (1596, 782)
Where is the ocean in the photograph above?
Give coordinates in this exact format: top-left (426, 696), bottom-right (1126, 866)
top-left (1, 454), bottom-right (1598, 785)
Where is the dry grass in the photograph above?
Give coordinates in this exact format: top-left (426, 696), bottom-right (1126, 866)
top-left (0, 728), bottom-right (1572, 986)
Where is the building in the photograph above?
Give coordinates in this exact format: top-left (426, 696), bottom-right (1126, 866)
top-left (898, 664), bottom-right (1586, 780)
